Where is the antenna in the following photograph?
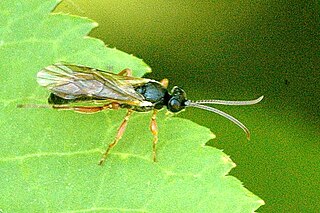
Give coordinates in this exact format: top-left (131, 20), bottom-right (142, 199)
top-left (184, 96), bottom-right (264, 139)
top-left (194, 96), bottom-right (264, 105)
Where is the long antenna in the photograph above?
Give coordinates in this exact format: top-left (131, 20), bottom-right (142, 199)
top-left (194, 95), bottom-right (264, 105)
top-left (184, 101), bottom-right (251, 139)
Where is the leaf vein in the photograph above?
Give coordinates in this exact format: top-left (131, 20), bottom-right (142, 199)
top-left (0, 148), bottom-right (101, 163)
top-left (61, 206), bottom-right (147, 213)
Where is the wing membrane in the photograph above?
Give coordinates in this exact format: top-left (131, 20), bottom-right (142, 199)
top-left (37, 63), bottom-right (151, 105)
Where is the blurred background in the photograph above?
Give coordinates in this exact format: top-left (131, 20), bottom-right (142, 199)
top-left (56, 1), bottom-right (319, 212)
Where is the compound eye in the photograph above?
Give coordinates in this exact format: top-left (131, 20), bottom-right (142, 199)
top-left (168, 98), bottom-right (182, 112)
top-left (171, 86), bottom-right (186, 97)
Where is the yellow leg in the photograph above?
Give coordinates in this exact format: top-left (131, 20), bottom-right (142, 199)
top-left (160, 78), bottom-right (169, 88)
top-left (118, 68), bottom-right (132, 76)
top-left (99, 109), bottom-right (133, 165)
top-left (52, 103), bottom-right (120, 113)
top-left (52, 105), bottom-right (109, 113)
top-left (150, 110), bottom-right (159, 162)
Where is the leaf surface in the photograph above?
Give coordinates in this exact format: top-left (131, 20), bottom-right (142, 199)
top-left (0, 0), bottom-right (264, 212)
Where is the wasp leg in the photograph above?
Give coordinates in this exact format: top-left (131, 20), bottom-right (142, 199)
top-left (99, 109), bottom-right (134, 165)
top-left (52, 103), bottom-right (119, 113)
top-left (160, 78), bottom-right (169, 88)
top-left (150, 110), bottom-right (159, 162)
top-left (117, 68), bottom-right (132, 77)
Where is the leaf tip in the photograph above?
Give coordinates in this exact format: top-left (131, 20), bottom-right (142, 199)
top-left (222, 155), bottom-right (236, 168)
top-left (258, 199), bottom-right (265, 205)
top-left (145, 66), bottom-right (152, 74)
top-left (92, 22), bottom-right (99, 28)
top-left (209, 132), bottom-right (216, 139)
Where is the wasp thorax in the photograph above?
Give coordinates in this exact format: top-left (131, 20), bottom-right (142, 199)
top-left (167, 86), bottom-right (187, 112)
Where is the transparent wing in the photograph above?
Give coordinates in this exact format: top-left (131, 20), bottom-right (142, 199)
top-left (37, 63), bottom-right (151, 104)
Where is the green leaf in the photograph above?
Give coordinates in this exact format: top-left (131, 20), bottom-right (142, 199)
top-left (0, 0), bottom-right (264, 212)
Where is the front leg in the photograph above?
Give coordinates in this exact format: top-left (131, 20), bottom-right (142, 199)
top-left (150, 110), bottom-right (159, 162)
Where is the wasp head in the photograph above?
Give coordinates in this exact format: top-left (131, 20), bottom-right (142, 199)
top-left (167, 86), bottom-right (187, 112)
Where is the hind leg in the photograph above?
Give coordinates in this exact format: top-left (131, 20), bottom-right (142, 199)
top-left (99, 109), bottom-right (134, 165)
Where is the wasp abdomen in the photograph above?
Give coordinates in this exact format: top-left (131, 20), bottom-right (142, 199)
top-left (48, 93), bottom-right (99, 105)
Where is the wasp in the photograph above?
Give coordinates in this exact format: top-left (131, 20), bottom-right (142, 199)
top-left (18, 63), bottom-right (263, 165)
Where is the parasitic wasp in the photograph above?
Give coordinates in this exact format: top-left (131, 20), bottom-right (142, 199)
top-left (18, 63), bottom-right (263, 165)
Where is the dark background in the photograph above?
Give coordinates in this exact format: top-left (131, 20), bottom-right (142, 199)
top-left (56, 1), bottom-right (319, 212)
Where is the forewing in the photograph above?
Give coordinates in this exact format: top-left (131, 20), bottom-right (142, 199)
top-left (37, 63), bottom-right (150, 104)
